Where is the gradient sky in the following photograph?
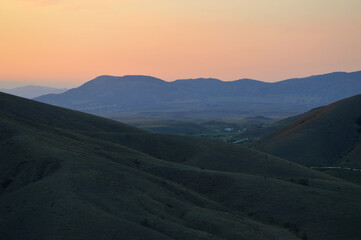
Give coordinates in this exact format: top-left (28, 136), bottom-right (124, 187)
top-left (1, 0), bottom-right (361, 88)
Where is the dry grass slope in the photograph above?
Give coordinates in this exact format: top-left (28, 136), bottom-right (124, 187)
top-left (1, 92), bottom-right (361, 240)
top-left (256, 94), bottom-right (361, 167)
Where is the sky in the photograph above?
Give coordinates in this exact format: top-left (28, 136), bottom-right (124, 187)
top-left (1, 0), bottom-right (361, 88)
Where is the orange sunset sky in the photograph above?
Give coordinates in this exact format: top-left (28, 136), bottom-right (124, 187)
top-left (1, 0), bottom-right (361, 88)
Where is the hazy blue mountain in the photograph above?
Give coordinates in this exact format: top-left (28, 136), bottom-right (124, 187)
top-left (0, 85), bottom-right (67, 99)
top-left (35, 71), bottom-right (361, 119)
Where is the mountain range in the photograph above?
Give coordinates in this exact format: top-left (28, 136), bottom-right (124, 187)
top-left (35, 71), bottom-right (361, 119)
top-left (3, 92), bottom-right (361, 239)
top-left (0, 85), bottom-right (67, 99)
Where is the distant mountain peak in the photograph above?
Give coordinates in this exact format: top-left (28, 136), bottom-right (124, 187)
top-left (78, 75), bottom-right (166, 90)
top-left (174, 77), bottom-right (222, 82)
top-left (232, 78), bottom-right (268, 84)
top-left (93, 75), bottom-right (164, 81)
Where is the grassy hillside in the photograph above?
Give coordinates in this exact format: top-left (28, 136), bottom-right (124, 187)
top-left (2, 92), bottom-right (361, 239)
top-left (255, 94), bottom-right (361, 167)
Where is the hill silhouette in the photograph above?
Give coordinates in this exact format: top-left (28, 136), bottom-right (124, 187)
top-left (2, 92), bottom-right (361, 239)
top-left (256, 94), bottom-right (361, 167)
top-left (0, 85), bottom-right (67, 98)
top-left (35, 71), bottom-right (361, 119)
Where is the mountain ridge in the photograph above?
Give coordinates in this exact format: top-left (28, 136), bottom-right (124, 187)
top-left (35, 70), bottom-right (361, 119)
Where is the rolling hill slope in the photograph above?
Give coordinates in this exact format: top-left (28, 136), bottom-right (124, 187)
top-left (256, 94), bottom-right (361, 167)
top-left (2, 92), bottom-right (361, 239)
top-left (35, 71), bottom-right (361, 119)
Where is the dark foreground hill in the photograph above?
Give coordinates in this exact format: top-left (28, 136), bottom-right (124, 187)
top-left (35, 71), bottom-right (361, 119)
top-left (256, 94), bottom-right (361, 167)
top-left (2, 93), bottom-right (361, 239)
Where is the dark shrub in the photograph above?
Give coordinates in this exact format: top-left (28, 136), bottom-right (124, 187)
top-left (2, 178), bottom-right (12, 189)
top-left (356, 116), bottom-right (361, 126)
top-left (298, 178), bottom-right (309, 186)
top-left (283, 222), bottom-right (299, 234)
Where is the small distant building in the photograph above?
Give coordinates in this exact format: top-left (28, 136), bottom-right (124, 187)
top-left (225, 128), bottom-right (234, 132)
